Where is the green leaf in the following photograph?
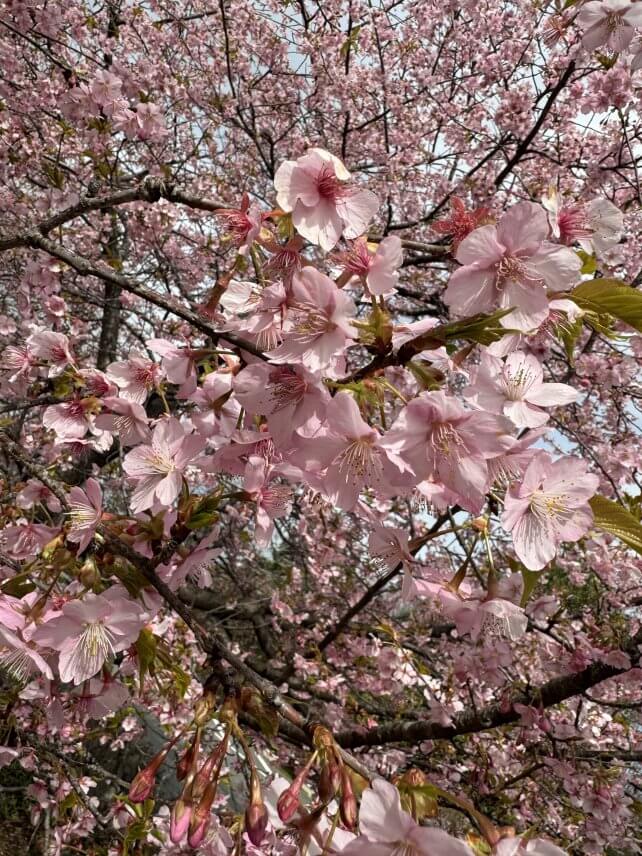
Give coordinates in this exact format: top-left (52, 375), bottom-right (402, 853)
top-left (185, 492), bottom-right (220, 530)
top-left (589, 495), bottom-right (642, 555)
top-left (398, 309), bottom-right (517, 361)
top-left (577, 250), bottom-right (597, 275)
top-left (135, 627), bottom-right (158, 688)
top-left (441, 308), bottom-right (518, 346)
top-left (571, 279), bottom-right (642, 333)
top-left (520, 567), bottom-right (541, 608)
top-left (1, 573), bottom-right (36, 597)
top-left (340, 24), bottom-right (362, 59)
top-left (555, 315), bottom-right (583, 364)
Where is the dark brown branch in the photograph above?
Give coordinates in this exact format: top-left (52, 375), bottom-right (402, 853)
top-left (335, 628), bottom-right (642, 748)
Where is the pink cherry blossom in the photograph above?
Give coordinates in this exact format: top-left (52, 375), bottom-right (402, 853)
top-left (269, 268), bottom-right (356, 371)
top-left (502, 452), bottom-right (599, 570)
top-left (335, 236), bottom-right (404, 296)
top-left (43, 398), bottom-right (95, 439)
top-left (577, 0), bottom-right (642, 51)
top-left (542, 190), bottom-right (623, 256)
top-left (122, 417), bottom-right (205, 512)
top-left (17, 479), bottom-right (62, 513)
top-left (107, 351), bottom-right (164, 404)
top-left (294, 392), bottom-right (405, 510)
top-left (369, 524), bottom-right (416, 599)
top-left (0, 624), bottom-right (54, 682)
top-left (337, 778), bottom-right (474, 855)
top-left (446, 576), bottom-right (528, 642)
top-left (158, 530), bottom-right (221, 591)
top-left (94, 396), bottom-right (151, 446)
top-left (26, 330), bottom-right (75, 376)
top-left (432, 197), bottom-right (492, 249)
top-left (494, 835), bottom-right (567, 855)
top-left (444, 202), bottom-right (581, 332)
top-left (274, 147), bottom-right (379, 251)
top-left (465, 351), bottom-right (578, 428)
top-left (2, 521), bottom-right (59, 560)
top-left (188, 371), bottom-right (241, 440)
top-left (216, 193), bottom-right (262, 254)
top-left (233, 363), bottom-right (329, 445)
top-left (382, 391), bottom-right (514, 512)
top-left (67, 478), bottom-right (102, 554)
top-left (220, 280), bottom-right (288, 352)
top-left (243, 456), bottom-right (293, 546)
top-left (147, 338), bottom-right (198, 398)
top-left (1, 344), bottom-right (36, 384)
top-left (486, 428), bottom-right (547, 486)
top-left (31, 591), bottom-right (144, 685)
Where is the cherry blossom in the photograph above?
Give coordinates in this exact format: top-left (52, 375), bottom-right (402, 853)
top-left (107, 352), bottom-right (164, 404)
top-left (66, 478), bottom-right (102, 554)
top-left (233, 362), bottom-right (330, 445)
top-left (122, 417), bottom-right (205, 512)
top-left (274, 148), bottom-right (379, 251)
top-left (444, 202), bottom-right (581, 332)
top-left (502, 452), bottom-right (600, 570)
top-left (465, 351), bottom-right (578, 428)
top-left (382, 391), bottom-right (514, 512)
top-left (337, 778), bottom-right (474, 855)
top-left (334, 236), bottom-right (404, 296)
top-left (269, 268), bottom-right (357, 371)
top-left (577, 0), bottom-right (642, 51)
top-left (30, 591), bottom-right (144, 685)
top-left (94, 396), bottom-right (151, 446)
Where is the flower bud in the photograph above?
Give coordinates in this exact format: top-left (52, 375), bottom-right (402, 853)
top-left (128, 765), bottom-right (156, 803)
top-left (191, 734), bottom-right (228, 803)
top-left (169, 798), bottom-right (192, 844)
top-left (277, 784), bottom-right (301, 823)
top-left (176, 729), bottom-right (201, 782)
top-left (277, 753), bottom-right (317, 823)
top-left (318, 761), bottom-right (341, 803)
top-left (400, 768), bottom-right (427, 787)
top-left (339, 767), bottom-right (358, 832)
top-left (244, 768), bottom-right (268, 845)
top-left (78, 554), bottom-right (100, 588)
top-left (188, 783), bottom-right (216, 848)
top-left (128, 740), bottom-right (177, 803)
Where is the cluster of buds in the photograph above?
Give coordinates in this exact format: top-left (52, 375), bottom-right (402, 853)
top-left (276, 726), bottom-right (358, 833)
top-left (128, 733), bottom-right (181, 803)
top-left (170, 724), bottom-right (230, 848)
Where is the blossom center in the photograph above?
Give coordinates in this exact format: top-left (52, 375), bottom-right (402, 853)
top-left (502, 365), bottom-right (536, 400)
top-left (315, 164), bottom-right (346, 202)
top-left (430, 422), bottom-right (468, 458)
top-left (334, 437), bottom-right (382, 482)
top-left (496, 254), bottom-right (542, 288)
top-left (529, 490), bottom-right (571, 528)
top-left (268, 367), bottom-right (307, 411)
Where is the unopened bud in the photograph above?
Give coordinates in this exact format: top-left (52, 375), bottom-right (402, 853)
top-left (128, 766), bottom-right (156, 803)
top-left (339, 767), bottom-right (358, 832)
top-left (400, 768), bottom-right (427, 787)
top-left (176, 729), bottom-right (201, 782)
top-left (78, 554), bottom-right (100, 588)
top-left (318, 762), bottom-right (340, 803)
top-left (277, 785), bottom-right (301, 823)
top-left (246, 802), bottom-right (269, 845)
top-left (129, 740), bottom-right (176, 803)
top-left (188, 783), bottom-right (216, 848)
top-left (191, 733), bottom-right (228, 803)
top-left (245, 773), bottom-right (269, 848)
top-left (277, 754), bottom-right (316, 823)
top-left (170, 798), bottom-right (192, 844)
top-left (471, 516), bottom-right (488, 534)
